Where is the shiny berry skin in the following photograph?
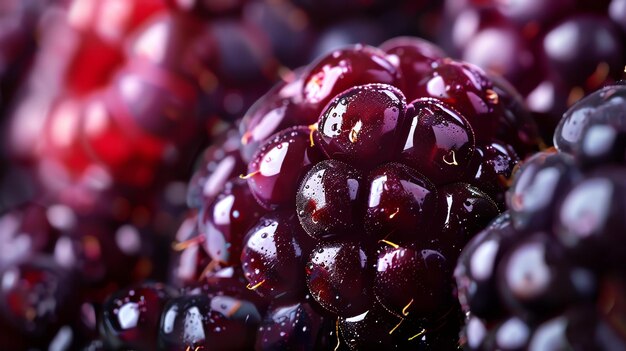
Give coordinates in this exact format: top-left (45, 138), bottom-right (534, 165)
top-left (555, 172), bottom-right (626, 268)
top-left (455, 214), bottom-right (517, 320)
top-left (241, 210), bottom-right (313, 299)
top-left (554, 84), bottom-right (626, 154)
top-left (338, 301), bottom-right (461, 351)
top-left (364, 163), bottom-right (437, 241)
top-left (302, 45), bottom-right (401, 115)
top-left (488, 74), bottom-right (541, 155)
top-left (173, 36), bottom-right (540, 350)
top-left (256, 301), bottom-right (325, 351)
top-left (380, 36), bottom-right (446, 100)
top-left (414, 59), bottom-right (503, 141)
top-left (296, 159), bottom-right (364, 240)
top-left (317, 83), bottom-right (407, 169)
top-left (247, 126), bottom-right (325, 210)
top-left (497, 232), bottom-right (596, 319)
top-left (338, 301), bottom-right (410, 350)
top-left (506, 151), bottom-right (581, 231)
top-left (306, 241), bottom-right (371, 317)
top-left (576, 124), bottom-right (626, 168)
top-left (374, 243), bottom-right (454, 322)
top-left (431, 183), bottom-right (500, 259)
top-left (158, 294), bottom-right (261, 350)
top-left (200, 179), bottom-right (266, 265)
top-left (101, 282), bottom-right (177, 350)
top-left (187, 129), bottom-right (246, 210)
top-left (239, 73), bottom-right (313, 162)
top-left (400, 98), bottom-right (476, 185)
top-left (465, 141), bottom-right (520, 208)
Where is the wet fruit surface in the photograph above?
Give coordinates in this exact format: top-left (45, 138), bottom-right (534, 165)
top-left (0, 0), bottom-right (547, 347)
top-left (208, 38), bottom-right (536, 350)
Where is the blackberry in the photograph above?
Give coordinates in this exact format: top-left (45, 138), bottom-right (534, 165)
top-left (456, 84), bottom-right (626, 350)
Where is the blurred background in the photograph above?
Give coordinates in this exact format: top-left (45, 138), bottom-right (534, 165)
top-left (0, 0), bottom-right (624, 349)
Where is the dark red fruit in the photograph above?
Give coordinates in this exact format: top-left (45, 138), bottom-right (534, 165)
top-left (316, 83), bottom-right (407, 169)
top-left (200, 179), bottom-right (266, 265)
top-left (101, 282), bottom-right (177, 350)
top-left (239, 73), bottom-right (313, 162)
top-left (465, 141), bottom-right (520, 208)
top-left (400, 98), bottom-right (476, 185)
top-left (247, 126), bottom-right (325, 210)
top-left (374, 243), bottom-right (454, 323)
top-left (414, 59), bottom-right (503, 141)
top-left (158, 294), bottom-right (261, 350)
top-left (302, 45), bottom-right (401, 115)
top-left (241, 210), bottom-right (313, 299)
top-left (306, 241), bottom-right (371, 317)
top-left (338, 301), bottom-right (461, 351)
top-left (380, 37), bottom-right (446, 99)
top-left (296, 159), bottom-right (364, 240)
top-left (364, 162), bottom-right (437, 241)
top-left (431, 183), bottom-right (500, 259)
top-left (187, 129), bottom-right (246, 210)
top-left (256, 301), bottom-right (325, 351)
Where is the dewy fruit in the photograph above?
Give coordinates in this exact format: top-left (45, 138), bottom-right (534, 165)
top-left (161, 37), bottom-right (540, 350)
top-left (456, 84), bottom-right (626, 350)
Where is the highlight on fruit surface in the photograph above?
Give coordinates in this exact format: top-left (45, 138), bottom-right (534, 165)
top-left (456, 84), bottom-right (626, 350)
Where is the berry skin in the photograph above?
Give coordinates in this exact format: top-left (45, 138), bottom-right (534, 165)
top-left (506, 151), bottom-right (581, 232)
top-left (364, 162), bottom-right (437, 241)
top-left (374, 243), bottom-right (454, 323)
top-left (380, 37), bottom-right (447, 99)
top-left (554, 84), bottom-right (626, 155)
top-left (240, 210), bottom-right (314, 299)
top-left (457, 85), bottom-right (626, 349)
top-left (176, 37), bottom-right (540, 350)
top-left (246, 126), bottom-right (325, 210)
top-left (316, 83), bottom-right (407, 169)
top-left (414, 59), bottom-right (503, 141)
top-left (302, 44), bottom-right (401, 115)
top-left (200, 179), bottom-right (266, 265)
top-left (455, 213), bottom-right (517, 321)
top-left (307, 241), bottom-right (371, 317)
top-left (296, 159), bottom-right (364, 241)
top-left (158, 293), bottom-right (261, 351)
top-left (101, 283), bottom-right (177, 350)
top-left (400, 98), bottom-right (476, 185)
top-left (255, 301), bottom-right (325, 351)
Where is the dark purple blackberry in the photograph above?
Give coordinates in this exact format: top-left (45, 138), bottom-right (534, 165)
top-left (167, 37), bottom-right (540, 350)
top-left (457, 85), bottom-right (626, 350)
top-left (234, 39), bottom-right (538, 349)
